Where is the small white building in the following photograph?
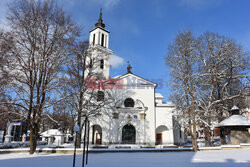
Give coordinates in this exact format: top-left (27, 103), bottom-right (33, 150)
top-left (41, 129), bottom-right (65, 145)
top-left (82, 11), bottom-right (184, 147)
top-left (215, 106), bottom-right (250, 144)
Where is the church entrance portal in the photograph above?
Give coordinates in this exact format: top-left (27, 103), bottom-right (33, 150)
top-left (156, 133), bottom-right (162, 145)
top-left (156, 125), bottom-right (168, 145)
top-left (90, 125), bottom-right (102, 145)
top-left (122, 124), bottom-right (136, 144)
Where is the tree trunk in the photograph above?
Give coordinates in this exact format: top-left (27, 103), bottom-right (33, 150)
top-left (76, 117), bottom-right (81, 148)
top-left (29, 126), bottom-right (38, 154)
top-left (76, 131), bottom-right (81, 148)
top-left (191, 119), bottom-right (197, 152)
top-left (204, 126), bottom-right (212, 147)
top-left (191, 99), bottom-right (198, 152)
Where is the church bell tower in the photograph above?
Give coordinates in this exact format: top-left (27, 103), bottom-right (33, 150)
top-left (86, 9), bottom-right (113, 79)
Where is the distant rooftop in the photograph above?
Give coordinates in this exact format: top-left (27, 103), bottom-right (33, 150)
top-left (40, 129), bottom-right (65, 137)
top-left (155, 93), bottom-right (164, 99)
top-left (231, 105), bottom-right (239, 111)
top-left (216, 115), bottom-right (250, 127)
top-left (156, 102), bottom-right (175, 107)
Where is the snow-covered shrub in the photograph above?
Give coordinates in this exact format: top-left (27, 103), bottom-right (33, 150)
top-left (0, 141), bottom-right (48, 149)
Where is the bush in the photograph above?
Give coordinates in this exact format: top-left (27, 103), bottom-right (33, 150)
top-left (0, 141), bottom-right (47, 149)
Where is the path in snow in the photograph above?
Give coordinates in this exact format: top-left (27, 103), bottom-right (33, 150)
top-left (0, 149), bottom-right (250, 167)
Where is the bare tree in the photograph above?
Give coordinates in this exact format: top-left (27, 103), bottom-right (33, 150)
top-left (0, 30), bottom-right (11, 99)
top-left (195, 32), bottom-right (249, 144)
top-left (41, 102), bottom-right (75, 134)
top-left (1, 0), bottom-right (80, 154)
top-left (166, 29), bottom-right (199, 152)
top-left (59, 41), bottom-right (89, 148)
top-left (0, 30), bottom-right (16, 131)
top-left (166, 30), bottom-right (249, 149)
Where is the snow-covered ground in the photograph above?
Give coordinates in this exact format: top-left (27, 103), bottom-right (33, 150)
top-left (0, 149), bottom-right (250, 167)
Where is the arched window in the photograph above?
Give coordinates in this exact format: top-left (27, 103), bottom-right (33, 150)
top-left (93, 34), bottom-right (95, 45)
top-left (89, 59), bottom-right (93, 68)
top-left (124, 98), bottom-right (134, 107)
top-left (97, 91), bottom-right (104, 101)
top-left (100, 59), bottom-right (104, 69)
top-left (101, 34), bottom-right (104, 47)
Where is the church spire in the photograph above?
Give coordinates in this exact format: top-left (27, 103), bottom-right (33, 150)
top-left (95, 8), bottom-right (105, 28)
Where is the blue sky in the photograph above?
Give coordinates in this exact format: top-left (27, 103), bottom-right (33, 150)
top-left (1, 0), bottom-right (250, 101)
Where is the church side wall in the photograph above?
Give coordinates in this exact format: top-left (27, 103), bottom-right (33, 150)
top-left (172, 118), bottom-right (185, 145)
top-left (155, 106), bottom-right (174, 144)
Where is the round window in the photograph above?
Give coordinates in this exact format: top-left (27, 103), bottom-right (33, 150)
top-left (124, 98), bottom-right (135, 107)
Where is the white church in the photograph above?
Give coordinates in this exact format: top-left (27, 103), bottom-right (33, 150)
top-left (83, 10), bottom-right (184, 147)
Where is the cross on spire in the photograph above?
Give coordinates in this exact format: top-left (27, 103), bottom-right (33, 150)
top-left (95, 8), bottom-right (105, 28)
top-left (127, 61), bottom-right (132, 74)
top-left (99, 8), bottom-right (102, 20)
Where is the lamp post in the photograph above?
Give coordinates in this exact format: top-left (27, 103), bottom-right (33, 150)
top-left (73, 124), bottom-right (80, 167)
top-left (86, 120), bottom-right (90, 164)
top-left (82, 116), bottom-right (87, 167)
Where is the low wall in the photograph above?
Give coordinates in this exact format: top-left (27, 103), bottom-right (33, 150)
top-left (1, 143), bottom-right (250, 154)
top-left (198, 143), bottom-right (250, 151)
top-left (0, 147), bottom-right (193, 154)
top-left (229, 130), bottom-right (250, 144)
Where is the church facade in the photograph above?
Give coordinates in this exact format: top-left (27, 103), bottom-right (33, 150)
top-left (83, 11), bottom-right (184, 146)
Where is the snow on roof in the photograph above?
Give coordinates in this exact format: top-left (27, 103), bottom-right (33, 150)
top-left (155, 93), bottom-right (164, 99)
top-left (247, 108), bottom-right (250, 113)
top-left (216, 115), bottom-right (250, 127)
top-left (231, 105), bottom-right (239, 111)
top-left (66, 134), bottom-right (73, 137)
top-left (165, 102), bottom-right (174, 106)
top-left (40, 129), bottom-right (65, 137)
top-left (156, 102), bottom-right (175, 107)
top-left (112, 75), bottom-right (121, 79)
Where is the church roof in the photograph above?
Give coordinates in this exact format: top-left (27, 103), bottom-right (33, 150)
top-left (113, 73), bottom-right (157, 87)
top-left (90, 26), bottom-right (110, 33)
top-left (113, 63), bottom-right (157, 87)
